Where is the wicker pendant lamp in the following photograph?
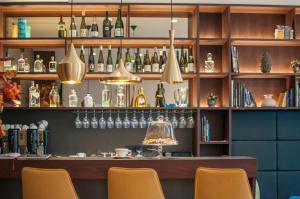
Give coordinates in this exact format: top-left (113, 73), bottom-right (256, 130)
top-left (57, 0), bottom-right (86, 84)
top-left (161, 0), bottom-right (183, 84)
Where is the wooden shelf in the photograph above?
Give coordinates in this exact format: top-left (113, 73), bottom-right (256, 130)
top-left (199, 38), bottom-right (228, 46)
top-left (230, 6), bottom-right (293, 14)
top-left (231, 107), bottom-right (298, 111)
top-left (199, 5), bottom-right (227, 13)
top-left (231, 73), bottom-right (295, 79)
top-left (199, 72), bottom-right (228, 78)
top-left (1, 38), bottom-right (65, 48)
top-left (199, 107), bottom-right (229, 110)
top-left (199, 141), bottom-right (229, 145)
top-left (231, 39), bottom-right (300, 46)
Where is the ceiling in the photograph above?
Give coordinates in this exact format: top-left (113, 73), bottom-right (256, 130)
top-left (0, 0), bottom-right (299, 6)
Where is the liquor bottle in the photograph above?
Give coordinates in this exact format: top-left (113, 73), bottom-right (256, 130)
top-left (134, 48), bottom-right (142, 73)
top-left (79, 45), bottom-right (85, 64)
top-left (115, 9), bottom-right (124, 38)
top-left (24, 58), bottom-right (30, 73)
top-left (34, 54), bottom-right (43, 73)
top-left (151, 47), bottom-right (159, 73)
top-left (88, 47), bottom-right (95, 72)
top-left (69, 15), bottom-right (77, 38)
top-left (188, 47), bottom-right (195, 73)
top-left (179, 46), bottom-right (185, 73)
top-left (95, 45), bottom-right (105, 72)
top-left (48, 56), bottom-right (57, 73)
top-left (58, 15), bottom-right (66, 38)
top-left (80, 11), bottom-right (87, 37)
top-left (4, 51), bottom-right (12, 72)
top-left (68, 89), bottom-right (78, 107)
top-left (49, 84), bottom-right (60, 107)
top-left (91, 16), bottom-right (99, 37)
top-left (103, 11), bottom-right (111, 38)
top-left (125, 48), bottom-right (133, 72)
top-left (101, 85), bottom-right (111, 107)
top-left (41, 59), bottom-right (46, 72)
top-left (84, 93), bottom-right (94, 107)
top-left (116, 85), bottom-right (125, 107)
top-left (143, 50), bottom-right (151, 73)
top-left (133, 87), bottom-right (148, 107)
top-left (159, 50), bottom-right (163, 73)
top-left (17, 53), bottom-right (25, 73)
top-left (115, 47), bottom-right (121, 68)
top-left (155, 83), bottom-right (166, 107)
top-left (161, 46), bottom-right (167, 72)
top-left (106, 45), bottom-right (113, 72)
top-left (184, 50), bottom-right (189, 73)
top-left (29, 81), bottom-right (40, 107)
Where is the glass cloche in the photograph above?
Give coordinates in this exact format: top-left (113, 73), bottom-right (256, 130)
top-left (143, 116), bottom-right (178, 158)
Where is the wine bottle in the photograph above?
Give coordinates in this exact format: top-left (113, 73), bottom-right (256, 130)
top-left (80, 11), bottom-right (87, 37)
top-left (125, 48), bottom-right (133, 72)
top-left (188, 47), bottom-right (195, 73)
top-left (106, 45), bottom-right (113, 72)
top-left (151, 47), bottom-right (159, 73)
top-left (115, 9), bottom-right (124, 38)
top-left (17, 53), bottom-right (25, 73)
top-left (184, 50), bottom-right (189, 73)
top-left (179, 46), bottom-right (185, 73)
top-left (58, 15), bottom-right (66, 38)
top-left (115, 47), bottom-right (121, 68)
top-left (96, 45), bottom-right (105, 72)
top-left (176, 50), bottom-right (180, 64)
top-left (91, 16), bottom-right (99, 37)
top-left (134, 48), bottom-right (142, 73)
top-left (69, 15), bottom-right (77, 38)
top-left (88, 46), bottom-right (95, 72)
top-left (159, 50), bottom-right (163, 73)
top-left (103, 11), bottom-right (111, 38)
top-left (161, 46), bottom-right (167, 72)
top-left (80, 45), bottom-right (85, 64)
top-left (144, 50), bottom-right (151, 73)
top-left (155, 83), bottom-right (166, 107)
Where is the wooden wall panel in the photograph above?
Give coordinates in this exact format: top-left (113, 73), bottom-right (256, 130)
top-left (199, 13), bottom-right (222, 38)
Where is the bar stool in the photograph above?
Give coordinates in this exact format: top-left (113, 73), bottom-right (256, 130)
top-left (108, 167), bottom-right (165, 199)
top-left (22, 167), bottom-right (79, 199)
top-left (194, 167), bottom-right (253, 199)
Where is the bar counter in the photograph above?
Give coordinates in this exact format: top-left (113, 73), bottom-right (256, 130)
top-left (0, 156), bottom-right (257, 199)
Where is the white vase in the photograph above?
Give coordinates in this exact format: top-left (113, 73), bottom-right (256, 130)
top-left (261, 94), bottom-right (276, 107)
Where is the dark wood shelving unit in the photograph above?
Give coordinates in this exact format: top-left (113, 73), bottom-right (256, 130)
top-left (1, 3), bottom-right (300, 157)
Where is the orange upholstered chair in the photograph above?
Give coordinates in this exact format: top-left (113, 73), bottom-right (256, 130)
top-left (108, 167), bottom-right (165, 199)
top-left (194, 167), bottom-right (253, 199)
top-left (22, 167), bottom-right (79, 199)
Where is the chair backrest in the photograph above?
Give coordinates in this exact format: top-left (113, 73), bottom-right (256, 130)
top-left (194, 167), bottom-right (253, 199)
top-left (108, 167), bottom-right (165, 199)
top-left (22, 167), bottom-right (79, 199)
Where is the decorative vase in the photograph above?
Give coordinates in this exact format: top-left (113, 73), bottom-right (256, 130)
top-left (260, 52), bottom-right (272, 73)
top-left (207, 99), bottom-right (217, 107)
top-left (293, 66), bottom-right (300, 73)
top-left (261, 94), bottom-right (276, 107)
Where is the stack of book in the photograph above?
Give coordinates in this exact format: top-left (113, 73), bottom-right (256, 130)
top-left (231, 46), bottom-right (240, 73)
top-left (231, 80), bottom-right (256, 108)
top-left (278, 88), bottom-right (295, 107)
top-left (200, 115), bottom-right (210, 142)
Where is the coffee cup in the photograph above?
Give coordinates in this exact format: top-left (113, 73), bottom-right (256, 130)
top-left (115, 148), bottom-right (129, 157)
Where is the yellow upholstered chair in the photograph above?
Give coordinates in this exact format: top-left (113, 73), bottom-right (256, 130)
top-left (108, 167), bottom-right (165, 199)
top-left (194, 167), bottom-right (253, 199)
top-left (22, 167), bottom-right (79, 199)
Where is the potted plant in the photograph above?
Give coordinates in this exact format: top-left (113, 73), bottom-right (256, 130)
top-left (206, 93), bottom-right (218, 107)
top-left (291, 60), bottom-right (300, 73)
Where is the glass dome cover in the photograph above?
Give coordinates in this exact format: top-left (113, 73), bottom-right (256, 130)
top-left (143, 116), bottom-right (178, 146)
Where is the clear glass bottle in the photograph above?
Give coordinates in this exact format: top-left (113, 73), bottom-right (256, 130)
top-left (69, 89), bottom-right (78, 107)
top-left (48, 56), bottom-right (57, 73)
top-left (34, 54), bottom-right (43, 72)
top-left (24, 58), bottom-right (30, 73)
top-left (17, 53), bottom-right (25, 73)
top-left (29, 81), bottom-right (40, 107)
top-left (84, 93), bottom-right (94, 107)
top-left (101, 85), bottom-right (111, 107)
top-left (49, 84), bottom-right (60, 107)
top-left (204, 53), bottom-right (215, 73)
top-left (116, 85), bottom-right (125, 107)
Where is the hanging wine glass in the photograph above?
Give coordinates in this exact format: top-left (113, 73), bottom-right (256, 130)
top-left (99, 110), bottom-right (106, 129)
top-left (115, 110), bottom-right (122, 129)
top-left (131, 110), bottom-right (139, 128)
top-left (107, 110), bottom-right (114, 129)
top-left (123, 110), bottom-right (130, 128)
top-left (164, 110), bottom-right (170, 123)
top-left (91, 110), bottom-right (98, 128)
top-left (186, 110), bottom-right (195, 128)
top-left (82, 110), bottom-right (90, 129)
top-left (75, 110), bottom-right (82, 128)
top-left (178, 110), bottom-right (187, 128)
top-left (130, 25), bottom-right (138, 37)
top-left (171, 110), bottom-right (178, 128)
top-left (139, 110), bottom-right (147, 128)
top-left (147, 110), bottom-right (153, 126)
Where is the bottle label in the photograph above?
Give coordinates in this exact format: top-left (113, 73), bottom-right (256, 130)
top-left (69, 30), bottom-right (77, 37)
top-left (115, 28), bottom-right (124, 37)
top-left (152, 63), bottom-right (159, 72)
top-left (144, 64), bottom-right (151, 72)
top-left (107, 64), bottom-right (113, 72)
top-left (4, 60), bottom-right (12, 72)
top-left (89, 64), bottom-right (95, 72)
top-left (18, 63), bottom-right (25, 72)
top-left (161, 64), bottom-right (166, 72)
top-left (91, 31), bottom-right (99, 37)
top-left (95, 63), bottom-right (105, 72)
top-left (24, 64), bottom-right (30, 73)
top-left (49, 63), bottom-right (57, 72)
top-left (188, 63), bottom-right (195, 73)
top-left (125, 62), bottom-right (133, 72)
top-left (84, 96), bottom-right (93, 107)
top-left (80, 29), bottom-right (87, 37)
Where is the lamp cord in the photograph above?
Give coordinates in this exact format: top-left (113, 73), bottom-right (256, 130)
top-left (120, 0), bottom-right (123, 51)
top-left (171, 0), bottom-right (173, 30)
top-left (70, 0), bottom-right (73, 43)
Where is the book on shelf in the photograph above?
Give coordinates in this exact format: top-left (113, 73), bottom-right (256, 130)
top-left (296, 81), bottom-right (300, 107)
top-left (200, 115), bottom-right (210, 142)
top-left (231, 80), bottom-right (256, 108)
top-left (231, 46), bottom-right (240, 73)
top-left (277, 88), bottom-right (294, 107)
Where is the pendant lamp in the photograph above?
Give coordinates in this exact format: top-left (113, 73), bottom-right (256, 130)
top-left (161, 0), bottom-right (183, 84)
top-left (100, 0), bottom-right (141, 85)
top-left (57, 0), bottom-right (86, 84)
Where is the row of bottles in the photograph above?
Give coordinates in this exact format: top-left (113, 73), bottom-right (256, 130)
top-left (58, 10), bottom-right (124, 38)
top-left (81, 45), bottom-right (195, 73)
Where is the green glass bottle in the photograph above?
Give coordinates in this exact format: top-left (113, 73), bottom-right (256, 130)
top-left (184, 50), bottom-right (188, 73)
top-left (88, 46), bottom-right (95, 72)
top-left (188, 47), bottom-right (195, 73)
top-left (80, 11), bottom-right (87, 37)
top-left (134, 48), bottom-right (142, 73)
top-left (125, 48), bottom-right (133, 72)
top-left (106, 45), bottom-right (113, 72)
top-left (80, 45), bottom-right (85, 64)
top-left (162, 46), bottom-right (167, 72)
top-left (179, 46), bottom-right (185, 73)
top-left (103, 11), bottom-right (111, 38)
top-left (115, 47), bottom-right (121, 68)
top-left (114, 9), bottom-right (124, 38)
top-left (58, 15), bottom-right (66, 38)
top-left (144, 50), bottom-right (151, 73)
top-left (96, 45), bottom-right (105, 72)
top-left (151, 47), bottom-right (159, 73)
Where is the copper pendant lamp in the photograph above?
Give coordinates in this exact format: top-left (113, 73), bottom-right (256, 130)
top-left (161, 0), bottom-right (183, 84)
top-left (57, 0), bottom-right (86, 84)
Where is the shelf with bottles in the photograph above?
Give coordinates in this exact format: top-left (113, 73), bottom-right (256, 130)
top-left (199, 77), bottom-right (229, 108)
top-left (296, 13), bottom-right (300, 39)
